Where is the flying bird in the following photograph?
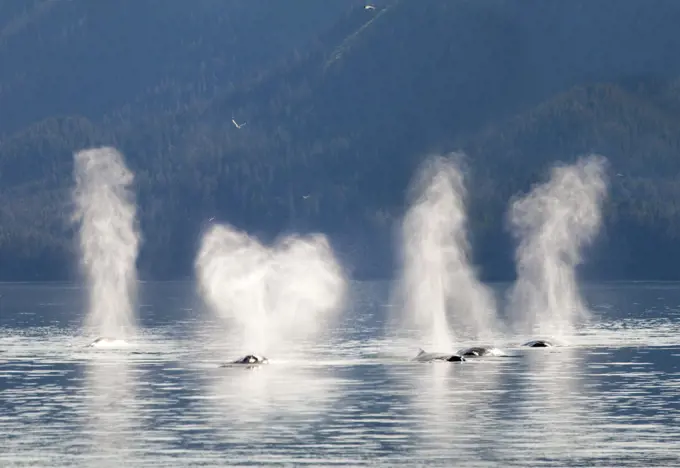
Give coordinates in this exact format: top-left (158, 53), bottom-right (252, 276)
top-left (232, 119), bottom-right (247, 129)
top-left (365, 5), bottom-right (376, 10)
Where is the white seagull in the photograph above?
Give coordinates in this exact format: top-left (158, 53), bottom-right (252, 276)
top-left (232, 119), bottom-right (247, 129)
top-left (365, 5), bottom-right (376, 10)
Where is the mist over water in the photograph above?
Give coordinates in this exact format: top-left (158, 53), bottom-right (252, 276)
top-left (393, 154), bottom-right (498, 350)
top-left (72, 147), bottom-right (140, 339)
top-left (507, 155), bottom-right (608, 339)
top-left (195, 223), bottom-right (346, 355)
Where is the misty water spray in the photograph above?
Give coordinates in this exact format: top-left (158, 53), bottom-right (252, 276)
top-left (73, 147), bottom-right (140, 340)
top-left (196, 224), bottom-right (346, 355)
top-left (393, 154), bottom-right (498, 350)
top-left (507, 155), bottom-right (608, 339)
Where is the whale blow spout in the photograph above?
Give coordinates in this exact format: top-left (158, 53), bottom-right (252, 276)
top-left (196, 224), bottom-right (347, 356)
top-left (73, 147), bottom-right (140, 340)
top-left (394, 154), bottom-right (498, 350)
top-left (507, 155), bottom-right (607, 339)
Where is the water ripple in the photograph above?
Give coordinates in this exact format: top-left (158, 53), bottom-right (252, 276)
top-left (2, 283), bottom-right (680, 466)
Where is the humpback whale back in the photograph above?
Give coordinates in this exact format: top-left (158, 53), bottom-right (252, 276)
top-left (236, 354), bottom-right (268, 364)
top-left (523, 340), bottom-right (553, 348)
top-left (457, 346), bottom-right (507, 357)
top-left (412, 349), bottom-right (466, 363)
top-left (221, 354), bottom-right (269, 367)
top-left (446, 355), bottom-right (465, 362)
top-left (459, 346), bottom-right (488, 357)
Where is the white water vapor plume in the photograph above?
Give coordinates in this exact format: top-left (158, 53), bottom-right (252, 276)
top-left (73, 147), bottom-right (140, 339)
top-left (196, 224), bottom-right (347, 355)
top-left (393, 153), bottom-right (498, 351)
top-left (507, 154), bottom-right (608, 339)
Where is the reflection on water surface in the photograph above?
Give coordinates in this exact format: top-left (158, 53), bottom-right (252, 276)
top-left (1, 282), bottom-right (680, 466)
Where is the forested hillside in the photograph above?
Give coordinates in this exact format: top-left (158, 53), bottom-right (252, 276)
top-left (1, 0), bottom-right (680, 281)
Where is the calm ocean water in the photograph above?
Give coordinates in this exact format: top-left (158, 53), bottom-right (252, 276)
top-left (1, 281), bottom-right (679, 467)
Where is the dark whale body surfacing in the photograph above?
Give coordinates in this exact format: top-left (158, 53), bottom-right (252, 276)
top-left (412, 349), bottom-right (466, 363)
top-left (457, 346), bottom-right (506, 357)
top-left (523, 340), bottom-right (553, 348)
top-left (220, 354), bottom-right (269, 368)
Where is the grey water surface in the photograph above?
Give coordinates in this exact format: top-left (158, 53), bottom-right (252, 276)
top-left (1, 281), bottom-right (679, 467)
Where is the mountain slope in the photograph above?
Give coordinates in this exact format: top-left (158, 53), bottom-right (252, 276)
top-left (2, 1), bottom-right (680, 280)
top-left (0, 0), bottom-right (358, 135)
top-left (461, 81), bottom-right (680, 279)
